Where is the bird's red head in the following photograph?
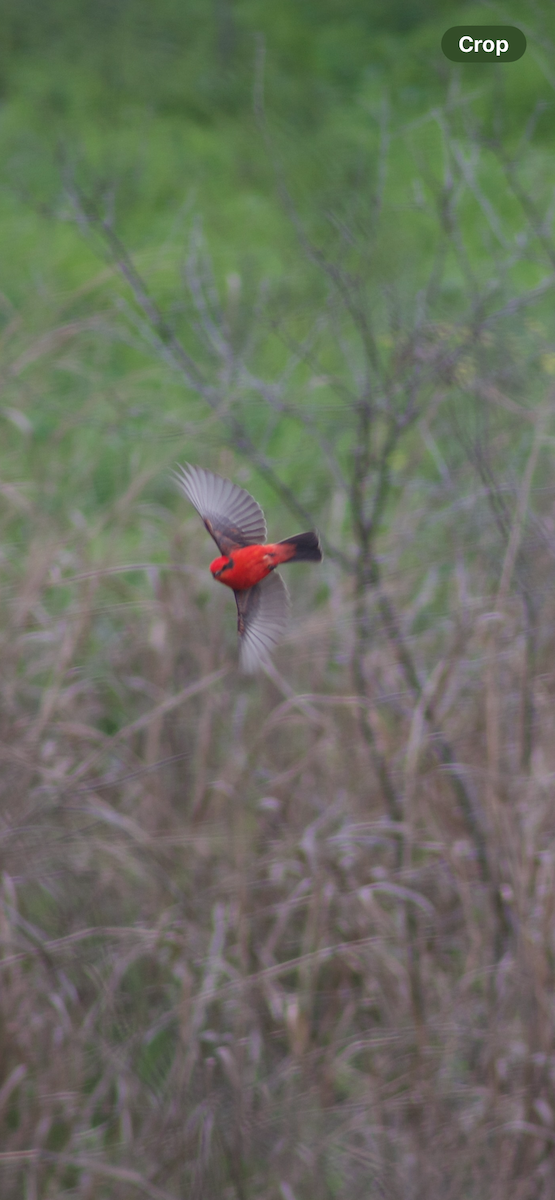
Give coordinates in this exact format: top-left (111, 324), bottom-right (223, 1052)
top-left (210, 554), bottom-right (232, 579)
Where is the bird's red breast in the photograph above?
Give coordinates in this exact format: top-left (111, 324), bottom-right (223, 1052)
top-left (210, 543), bottom-right (298, 590)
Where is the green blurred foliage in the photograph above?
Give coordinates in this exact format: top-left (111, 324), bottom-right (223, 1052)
top-left (0, 0), bottom-right (549, 318)
top-left (0, 0), bottom-right (552, 608)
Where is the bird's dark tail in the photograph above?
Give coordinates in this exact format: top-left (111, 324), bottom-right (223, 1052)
top-left (277, 531), bottom-right (323, 563)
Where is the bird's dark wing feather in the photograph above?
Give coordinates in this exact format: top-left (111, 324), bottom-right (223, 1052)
top-left (174, 463), bottom-right (267, 554)
top-left (234, 572), bottom-right (290, 672)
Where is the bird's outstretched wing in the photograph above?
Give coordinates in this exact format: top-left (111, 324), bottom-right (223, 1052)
top-left (234, 572), bottom-right (290, 672)
top-left (174, 464), bottom-right (267, 555)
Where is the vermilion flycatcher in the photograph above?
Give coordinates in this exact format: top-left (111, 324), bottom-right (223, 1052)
top-left (175, 464), bottom-right (323, 671)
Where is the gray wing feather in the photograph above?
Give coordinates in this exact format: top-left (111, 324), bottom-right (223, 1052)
top-left (174, 463), bottom-right (267, 553)
top-left (235, 572), bottom-right (290, 673)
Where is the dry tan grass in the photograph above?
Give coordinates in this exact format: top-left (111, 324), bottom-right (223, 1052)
top-left (0, 433), bottom-right (555, 1200)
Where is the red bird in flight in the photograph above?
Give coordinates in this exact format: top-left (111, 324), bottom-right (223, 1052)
top-left (175, 464), bottom-right (323, 671)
